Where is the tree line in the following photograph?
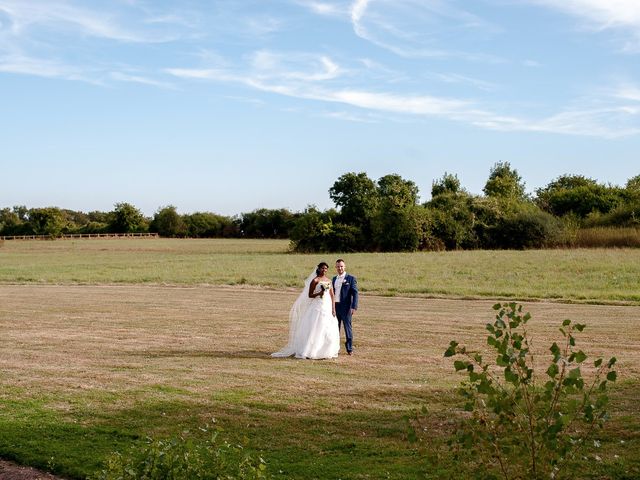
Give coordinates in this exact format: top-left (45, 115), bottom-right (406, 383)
top-left (2, 163), bottom-right (639, 251)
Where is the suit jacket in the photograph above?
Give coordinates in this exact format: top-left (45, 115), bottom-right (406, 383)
top-left (332, 274), bottom-right (358, 312)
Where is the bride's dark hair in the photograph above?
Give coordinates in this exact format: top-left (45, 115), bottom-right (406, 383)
top-left (316, 262), bottom-right (329, 276)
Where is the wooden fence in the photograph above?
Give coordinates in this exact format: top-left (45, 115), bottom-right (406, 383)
top-left (0, 233), bottom-right (159, 241)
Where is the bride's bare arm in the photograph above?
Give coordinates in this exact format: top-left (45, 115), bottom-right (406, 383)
top-left (308, 278), bottom-right (319, 298)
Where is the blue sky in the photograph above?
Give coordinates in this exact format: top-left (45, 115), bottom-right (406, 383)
top-left (1, 0), bottom-right (639, 216)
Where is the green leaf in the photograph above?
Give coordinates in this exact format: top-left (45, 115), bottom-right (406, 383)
top-left (606, 371), bottom-right (617, 382)
top-left (575, 323), bottom-right (586, 332)
top-left (608, 357), bottom-right (617, 368)
top-left (568, 367), bottom-right (582, 379)
top-left (444, 341), bottom-right (458, 357)
top-left (504, 369), bottom-right (520, 385)
top-left (547, 363), bottom-right (559, 378)
top-left (550, 342), bottom-right (560, 356)
top-left (562, 319), bottom-right (571, 327)
top-left (492, 303), bottom-right (501, 310)
top-left (454, 360), bottom-right (467, 371)
top-left (594, 358), bottom-right (603, 368)
top-left (574, 350), bottom-right (587, 363)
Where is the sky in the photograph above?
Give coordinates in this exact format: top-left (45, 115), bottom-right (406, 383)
top-left (1, 0), bottom-right (640, 217)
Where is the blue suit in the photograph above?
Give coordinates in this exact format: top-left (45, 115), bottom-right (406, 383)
top-left (332, 274), bottom-right (358, 353)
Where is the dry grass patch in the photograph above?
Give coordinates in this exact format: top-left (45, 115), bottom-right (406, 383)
top-left (1, 285), bottom-right (639, 478)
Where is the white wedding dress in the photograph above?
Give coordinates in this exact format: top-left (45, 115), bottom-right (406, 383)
top-left (271, 273), bottom-right (340, 360)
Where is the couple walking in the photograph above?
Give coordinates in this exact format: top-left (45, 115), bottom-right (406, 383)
top-left (271, 259), bottom-right (358, 360)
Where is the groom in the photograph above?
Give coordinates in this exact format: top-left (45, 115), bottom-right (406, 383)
top-left (332, 258), bottom-right (358, 355)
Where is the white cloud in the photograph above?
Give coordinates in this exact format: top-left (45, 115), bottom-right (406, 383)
top-left (529, 0), bottom-right (640, 51)
top-left (109, 71), bottom-right (175, 89)
top-left (294, 0), bottom-right (349, 17)
top-left (249, 51), bottom-right (343, 82)
top-left (613, 85), bottom-right (640, 102)
top-left (0, 0), bottom-right (186, 43)
top-left (0, 52), bottom-right (98, 82)
top-left (531, 0), bottom-right (640, 29)
top-left (166, 52), bottom-right (640, 138)
top-left (349, 0), bottom-right (502, 60)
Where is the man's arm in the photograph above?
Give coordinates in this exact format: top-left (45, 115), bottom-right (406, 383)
top-left (350, 275), bottom-right (359, 311)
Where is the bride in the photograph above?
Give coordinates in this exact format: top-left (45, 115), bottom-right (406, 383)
top-left (271, 262), bottom-right (340, 359)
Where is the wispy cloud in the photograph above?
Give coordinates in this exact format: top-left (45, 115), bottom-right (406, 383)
top-left (529, 0), bottom-right (640, 51)
top-left (249, 50), bottom-right (342, 82)
top-left (0, 0), bottom-right (183, 43)
top-left (293, 0), bottom-right (350, 17)
top-left (109, 71), bottom-right (175, 89)
top-left (0, 52), bottom-right (98, 83)
top-left (429, 72), bottom-right (498, 91)
top-left (166, 49), bottom-right (640, 138)
top-left (349, 0), bottom-right (502, 61)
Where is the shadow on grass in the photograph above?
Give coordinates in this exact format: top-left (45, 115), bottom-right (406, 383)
top-left (1, 382), bottom-right (639, 479)
top-left (130, 349), bottom-right (272, 359)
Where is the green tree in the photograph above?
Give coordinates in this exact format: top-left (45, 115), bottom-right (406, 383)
top-left (150, 205), bottom-right (187, 237)
top-left (0, 207), bottom-right (25, 236)
top-left (431, 172), bottom-right (463, 198)
top-left (371, 174), bottom-right (422, 251)
top-left (183, 212), bottom-right (237, 238)
top-left (483, 162), bottom-right (526, 200)
top-left (426, 192), bottom-right (478, 250)
top-left (289, 206), bottom-right (348, 253)
top-left (108, 203), bottom-right (148, 233)
top-left (535, 175), bottom-right (624, 218)
top-left (239, 208), bottom-right (295, 239)
top-left (377, 173), bottom-right (419, 208)
top-left (27, 207), bottom-right (67, 237)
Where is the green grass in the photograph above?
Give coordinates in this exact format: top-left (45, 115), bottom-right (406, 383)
top-left (1, 239), bottom-right (639, 479)
top-left (1, 238), bottom-right (639, 304)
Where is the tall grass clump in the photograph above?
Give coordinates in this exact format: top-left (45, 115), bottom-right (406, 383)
top-left (91, 429), bottom-right (271, 480)
top-left (570, 227), bottom-right (640, 248)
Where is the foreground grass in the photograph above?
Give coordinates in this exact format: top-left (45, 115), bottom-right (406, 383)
top-left (1, 285), bottom-right (639, 479)
top-left (1, 238), bottom-right (639, 304)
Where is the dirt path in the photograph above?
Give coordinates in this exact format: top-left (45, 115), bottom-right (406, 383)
top-left (0, 460), bottom-right (65, 480)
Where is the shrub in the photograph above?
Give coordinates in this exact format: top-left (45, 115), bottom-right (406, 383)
top-left (489, 207), bottom-right (561, 249)
top-left (443, 302), bottom-right (617, 479)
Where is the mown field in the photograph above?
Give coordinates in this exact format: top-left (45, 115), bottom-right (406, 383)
top-left (0, 239), bottom-right (639, 479)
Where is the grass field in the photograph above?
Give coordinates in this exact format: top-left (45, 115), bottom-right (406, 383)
top-left (0, 239), bottom-right (639, 479)
top-left (1, 238), bottom-right (639, 304)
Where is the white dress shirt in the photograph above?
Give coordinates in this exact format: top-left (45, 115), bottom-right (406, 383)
top-left (334, 273), bottom-right (346, 302)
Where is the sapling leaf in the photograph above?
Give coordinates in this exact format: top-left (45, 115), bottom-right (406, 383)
top-left (547, 363), bottom-right (559, 378)
top-left (574, 351), bottom-right (587, 363)
top-left (454, 360), bottom-right (467, 371)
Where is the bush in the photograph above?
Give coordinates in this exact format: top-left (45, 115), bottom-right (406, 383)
top-left (442, 303), bottom-right (617, 480)
top-left (91, 430), bottom-right (271, 480)
top-left (489, 207), bottom-right (561, 249)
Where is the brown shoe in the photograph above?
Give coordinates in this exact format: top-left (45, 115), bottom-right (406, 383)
top-left (347, 351), bottom-right (352, 355)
